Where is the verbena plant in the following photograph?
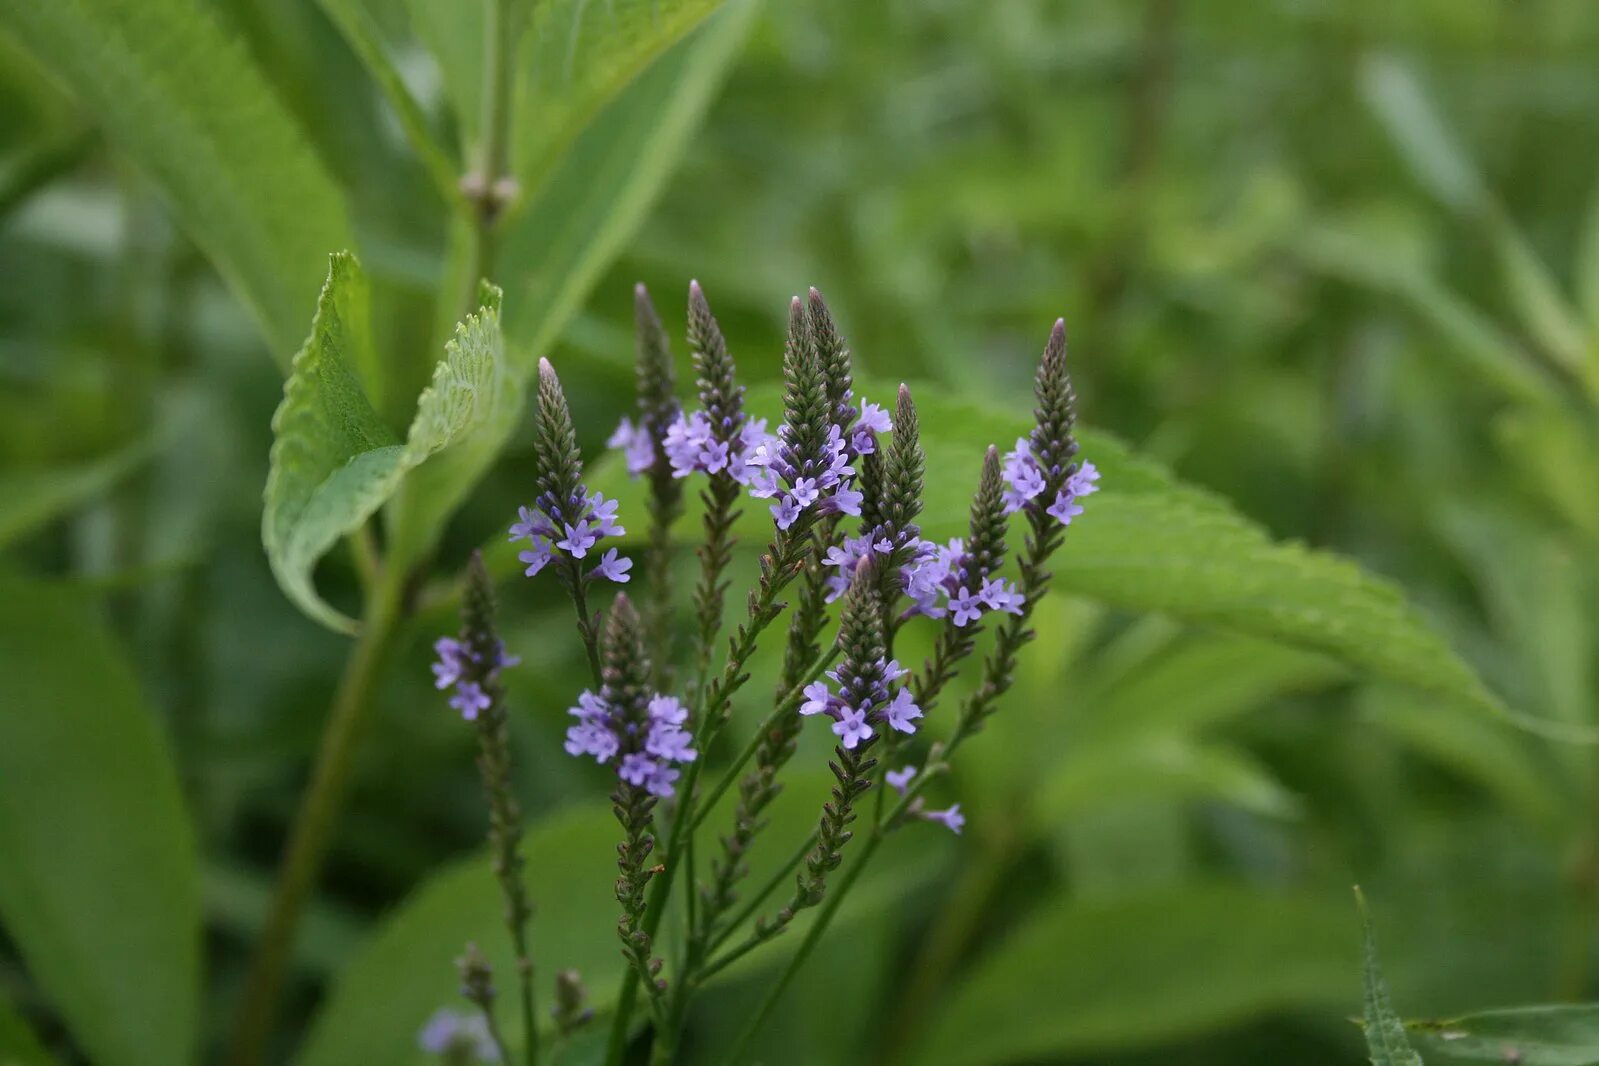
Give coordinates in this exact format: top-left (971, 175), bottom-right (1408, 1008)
top-left (421, 283), bottom-right (1097, 1064)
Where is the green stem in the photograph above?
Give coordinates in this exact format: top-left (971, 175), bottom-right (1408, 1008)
top-left (707, 832), bottom-right (817, 955)
top-left (227, 566), bottom-right (408, 1066)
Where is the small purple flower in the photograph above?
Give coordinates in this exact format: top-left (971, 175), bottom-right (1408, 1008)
top-left (646, 722), bottom-right (697, 763)
top-left (648, 695), bottom-right (688, 725)
top-left (508, 505), bottom-right (550, 541)
top-left (799, 680), bottom-right (833, 717)
top-left (557, 520), bottom-right (598, 558)
top-left (619, 752), bottom-right (657, 788)
top-left (418, 1007), bottom-right (499, 1059)
top-left (771, 495), bottom-right (802, 530)
top-left (1045, 491), bottom-right (1085, 526)
top-left (790, 476), bottom-right (820, 508)
top-left (825, 485), bottom-right (863, 516)
top-left (590, 548), bottom-right (633, 584)
top-left (883, 688), bottom-right (923, 734)
top-left (1066, 461), bottom-right (1100, 499)
top-left (979, 577), bottom-right (1025, 616)
top-left (857, 401), bottom-right (892, 435)
top-left (432, 637), bottom-right (467, 689)
top-left (449, 680), bottom-right (491, 721)
top-left (608, 417), bottom-right (656, 476)
top-left (644, 762), bottom-right (681, 798)
top-left (949, 586), bottom-right (986, 627)
top-left (923, 804), bottom-right (965, 834)
top-left (518, 542), bottom-right (553, 577)
top-left (834, 706), bottom-right (874, 749)
top-left (564, 721), bottom-right (618, 762)
top-left (1001, 438), bottom-right (1047, 513)
top-left (886, 765), bottom-right (917, 793)
top-left (585, 492), bottom-right (625, 538)
top-left (882, 658), bottom-right (908, 683)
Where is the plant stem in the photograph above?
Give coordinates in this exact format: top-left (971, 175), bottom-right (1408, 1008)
top-left (228, 566), bottom-right (408, 1066)
top-left (707, 832), bottom-right (817, 955)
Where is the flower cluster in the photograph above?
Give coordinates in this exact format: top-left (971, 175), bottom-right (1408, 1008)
top-left (1001, 438), bottom-right (1100, 524)
top-left (799, 656), bottom-right (922, 750)
top-left (564, 690), bottom-right (696, 797)
top-left (432, 636), bottom-right (518, 721)
top-left (813, 531), bottom-right (1024, 626)
top-left (660, 409), bottom-right (776, 485)
top-left (508, 489), bottom-right (632, 583)
top-left (884, 766), bottom-right (965, 834)
top-left (745, 398), bottom-right (888, 530)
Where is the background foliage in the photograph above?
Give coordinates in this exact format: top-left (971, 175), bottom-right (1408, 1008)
top-left (3, 0), bottom-right (1599, 1063)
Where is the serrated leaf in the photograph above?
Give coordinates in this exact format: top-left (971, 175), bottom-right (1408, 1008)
top-left (1358, 888), bottom-right (1424, 1066)
top-left (0, 0), bottom-right (353, 358)
top-left (498, 0), bottom-right (758, 366)
top-left (510, 0), bottom-right (729, 190)
top-left (0, 572), bottom-right (200, 1066)
top-left (0, 440), bottom-right (153, 550)
top-left (264, 254), bottom-right (512, 631)
top-left (908, 886), bottom-right (1356, 1065)
top-left (1407, 1005), bottom-right (1599, 1064)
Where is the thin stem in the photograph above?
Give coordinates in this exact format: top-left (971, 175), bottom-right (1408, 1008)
top-left (228, 568), bottom-right (408, 1066)
top-left (456, 0), bottom-right (519, 319)
top-left (689, 646), bottom-right (841, 833)
top-left (707, 832), bottom-right (817, 955)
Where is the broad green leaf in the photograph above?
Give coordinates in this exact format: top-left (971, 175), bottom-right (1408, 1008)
top-left (510, 0), bottom-right (730, 191)
top-left (583, 381), bottom-right (1501, 722)
top-left (0, 572), bottom-right (200, 1066)
top-left (397, 0), bottom-right (483, 151)
top-left (1358, 888), bottom-right (1423, 1066)
top-left (498, 0), bottom-right (758, 366)
top-left (0, 0), bottom-right (353, 358)
top-left (1408, 1005), bottom-right (1599, 1064)
top-left (0, 440), bottom-right (153, 549)
top-left (0, 999), bottom-right (54, 1066)
top-left (909, 885), bottom-right (1356, 1065)
top-left (264, 254), bottom-right (512, 632)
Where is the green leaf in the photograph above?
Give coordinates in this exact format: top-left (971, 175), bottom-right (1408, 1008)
top-left (1358, 887), bottom-right (1424, 1066)
top-left (1359, 54), bottom-right (1489, 215)
top-left (498, 0), bottom-right (758, 367)
top-left (396, 0), bottom-right (483, 151)
top-left (908, 885), bottom-right (1356, 1065)
top-left (1037, 740), bottom-right (1302, 823)
top-left (264, 254), bottom-right (513, 632)
top-left (511, 0), bottom-right (730, 190)
top-left (1578, 178), bottom-right (1599, 339)
top-left (0, 572), bottom-right (200, 1066)
top-left (0, 999), bottom-right (55, 1066)
top-left (0, 0), bottom-right (353, 358)
top-left (0, 440), bottom-right (153, 549)
top-left (1407, 1005), bottom-right (1599, 1064)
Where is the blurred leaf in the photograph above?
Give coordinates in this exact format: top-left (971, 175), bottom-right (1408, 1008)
top-left (1360, 54), bottom-right (1488, 214)
top-left (0, 0), bottom-right (353, 358)
top-left (0, 999), bottom-right (54, 1066)
top-left (1407, 1005), bottom-right (1599, 1064)
top-left (511, 0), bottom-right (729, 189)
top-left (0, 439), bottom-right (152, 549)
top-left (1037, 740), bottom-right (1301, 823)
top-left (0, 572), bottom-right (199, 1066)
top-left (1486, 214), bottom-right (1591, 380)
top-left (498, 0), bottom-right (758, 365)
top-left (1579, 179), bottom-right (1599, 339)
top-left (909, 885), bottom-right (1355, 1065)
top-left (1495, 406), bottom-right (1599, 545)
top-left (396, 0), bottom-right (482, 149)
top-left (264, 255), bottom-right (510, 631)
top-left (1359, 887), bottom-right (1423, 1066)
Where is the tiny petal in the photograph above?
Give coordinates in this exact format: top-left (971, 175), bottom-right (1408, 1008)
top-left (799, 681), bottom-right (832, 717)
top-left (885, 765), bottom-right (917, 793)
top-left (591, 548), bottom-right (633, 583)
top-left (924, 804), bottom-right (965, 834)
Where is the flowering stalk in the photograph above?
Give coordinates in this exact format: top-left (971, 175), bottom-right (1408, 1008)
top-left (609, 285), bottom-right (684, 682)
top-left (719, 319), bottom-right (1094, 1065)
top-left (456, 942), bottom-right (512, 1064)
top-left (438, 552), bottom-right (538, 1065)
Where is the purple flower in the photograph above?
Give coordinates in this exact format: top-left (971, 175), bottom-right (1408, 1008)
top-left (886, 765), bottom-right (917, 793)
top-left (564, 721), bottom-right (618, 762)
top-left (608, 417), bottom-right (656, 476)
top-left (590, 548), bottom-right (633, 584)
top-left (1045, 491), bottom-right (1085, 526)
top-left (508, 505), bottom-right (551, 541)
top-left (646, 722), bottom-right (697, 762)
top-left (418, 1007), bottom-right (499, 1059)
top-left (431, 637), bottom-right (467, 689)
top-left (883, 688), bottom-right (923, 734)
top-left (648, 695), bottom-right (688, 725)
top-left (1001, 438), bottom-right (1047, 514)
top-left (790, 476), bottom-right (820, 508)
top-left (557, 520), bottom-right (597, 558)
top-left (923, 803), bottom-right (965, 834)
top-left (825, 485), bottom-right (863, 516)
top-left (771, 495), bottom-right (802, 530)
top-left (518, 542), bottom-right (553, 577)
top-left (833, 706), bottom-right (874, 750)
top-left (949, 586), bottom-right (986, 627)
top-left (799, 680), bottom-right (833, 717)
top-left (1066, 461), bottom-right (1100, 499)
top-left (644, 762), bottom-right (681, 798)
top-left (586, 492), bottom-right (625, 538)
top-left (619, 752), bottom-right (657, 788)
top-left (449, 680), bottom-right (491, 721)
top-left (979, 577), bottom-right (1025, 616)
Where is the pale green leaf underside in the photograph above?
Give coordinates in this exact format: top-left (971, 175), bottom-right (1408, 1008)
top-left (0, 572), bottom-right (200, 1066)
top-left (499, 0), bottom-right (758, 364)
top-left (1359, 888), bottom-right (1424, 1066)
top-left (1408, 1004), bottom-right (1599, 1064)
top-left (0, 0), bottom-right (353, 359)
top-left (910, 885), bottom-right (1356, 1065)
top-left (264, 254), bottom-right (511, 632)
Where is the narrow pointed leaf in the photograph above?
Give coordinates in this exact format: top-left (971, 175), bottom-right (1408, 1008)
top-left (1358, 888), bottom-right (1423, 1066)
top-left (0, 0), bottom-right (353, 358)
top-left (264, 254), bottom-right (511, 631)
